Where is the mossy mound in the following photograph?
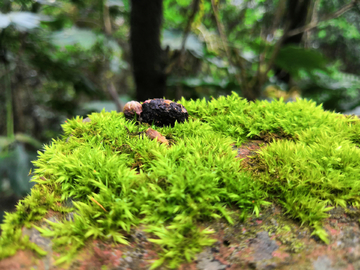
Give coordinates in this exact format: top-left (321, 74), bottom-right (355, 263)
top-left (1, 93), bottom-right (360, 269)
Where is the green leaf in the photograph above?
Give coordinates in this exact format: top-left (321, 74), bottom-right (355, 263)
top-left (318, 30), bottom-right (326, 39)
top-left (275, 45), bottom-right (329, 77)
top-left (149, 257), bottom-right (166, 270)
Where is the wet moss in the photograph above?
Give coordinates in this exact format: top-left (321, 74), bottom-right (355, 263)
top-left (1, 93), bottom-right (360, 268)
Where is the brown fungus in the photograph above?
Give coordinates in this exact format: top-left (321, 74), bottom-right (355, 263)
top-left (145, 128), bottom-right (169, 145)
top-left (141, 99), bottom-right (188, 127)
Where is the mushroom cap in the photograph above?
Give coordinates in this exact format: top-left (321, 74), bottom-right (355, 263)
top-left (123, 101), bottom-right (142, 120)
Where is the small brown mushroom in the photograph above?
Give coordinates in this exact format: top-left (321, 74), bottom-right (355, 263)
top-left (123, 101), bottom-right (143, 121)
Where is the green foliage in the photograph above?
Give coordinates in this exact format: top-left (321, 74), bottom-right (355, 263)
top-left (2, 0), bottom-right (360, 154)
top-left (275, 46), bottom-right (330, 78)
top-left (28, 106), bottom-right (265, 266)
top-left (183, 93), bottom-right (360, 243)
top-left (300, 64), bottom-right (360, 112)
top-left (2, 93), bottom-right (360, 267)
top-left (0, 134), bottom-right (42, 196)
top-left (147, 223), bottom-right (216, 269)
top-left (163, 0), bottom-right (360, 110)
top-left (0, 183), bottom-right (64, 259)
top-left (181, 93), bottom-right (346, 144)
top-left (256, 135), bottom-right (360, 243)
top-left (0, 11), bottom-right (44, 31)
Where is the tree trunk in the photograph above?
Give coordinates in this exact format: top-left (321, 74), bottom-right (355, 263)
top-left (130, 0), bottom-right (166, 101)
top-left (275, 0), bottom-right (311, 83)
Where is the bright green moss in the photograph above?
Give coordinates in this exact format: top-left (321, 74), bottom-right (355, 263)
top-left (1, 92), bottom-right (360, 267)
top-left (0, 183), bottom-right (65, 259)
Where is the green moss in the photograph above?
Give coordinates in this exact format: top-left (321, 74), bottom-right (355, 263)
top-left (1, 93), bottom-right (360, 268)
top-left (0, 183), bottom-right (64, 259)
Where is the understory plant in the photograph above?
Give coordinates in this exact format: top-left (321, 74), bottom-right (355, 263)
top-left (1, 92), bottom-right (360, 268)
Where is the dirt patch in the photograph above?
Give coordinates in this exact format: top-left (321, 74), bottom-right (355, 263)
top-left (233, 140), bottom-right (268, 170)
top-left (0, 250), bottom-right (44, 270)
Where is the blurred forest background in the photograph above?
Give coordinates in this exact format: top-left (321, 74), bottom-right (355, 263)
top-left (1, 0), bottom-right (360, 224)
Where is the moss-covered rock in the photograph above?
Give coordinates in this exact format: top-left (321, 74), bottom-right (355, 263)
top-left (1, 93), bottom-right (360, 269)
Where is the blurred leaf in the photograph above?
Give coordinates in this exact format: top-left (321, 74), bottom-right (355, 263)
top-left (205, 57), bottom-right (227, 68)
top-left (318, 30), bottom-right (326, 39)
top-left (14, 134), bottom-right (43, 149)
top-left (168, 76), bottom-right (238, 90)
top-left (0, 137), bottom-right (15, 152)
top-left (300, 68), bottom-right (360, 112)
top-left (239, 50), bottom-right (257, 62)
top-left (162, 30), bottom-right (204, 57)
top-left (275, 46), bottom-right (330, 77)
top-left (50, 27), bottom-right (100, 49)
top-left (0, 143), bottom-right (34, 196)
top-left (0, 12), bottom-right (49, 31)
top-left (34, 0), bottom-right (59, 6)
top-left (81, 101), bottom-right (118, 112)
top-left (106, 0), bottom-right (124, 7)
top-left (80, 96), bottom-right (131, 113)
top-left (10, 12), bottom-right (41, 30)
top-left (50, 27), bottom-right (124, 74)
top-left (0, 13), bottom-right (11, 29)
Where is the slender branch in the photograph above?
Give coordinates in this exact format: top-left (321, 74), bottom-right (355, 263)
top-left (5, 63), bottom-right (14, 139)
top-left (264, 1), bottom-right (357, 78)
top-left (180, 0), bottom-right (200, 54)
top-left (211, 0), bottom-right (247, 94)
top-left (264, 29), bottom-right (288, 77)
top-left (287, 0), bottom-right (358, 37)
top-left (165, 0), bottom-right (200, 75)
top-left (304, 0), bottom-right (321, 47)
top-left (103, 0), bottom-right (112, 35)
top-left (269, 0), bottom-right (287, 37)
top-left (310, 0), bottom-right (321, 25)
top-left (211, 0), bottom-right (231, 62)
top-left (0, 68), bottom-right (11, 79)
top-left (0, 29), bottom-right (13, 139)
top-left (75, 19), bottom-right (102, 28)
top-left (102, 0), bottom-right (123, 111)
top-left (256, 0), bottom-right (286, 86)
top-left (107, 83), bottom-right (123, 112)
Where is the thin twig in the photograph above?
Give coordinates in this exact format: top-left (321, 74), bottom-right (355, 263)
top-left (211, 0), bottom-right (246, 94)
top-left (102, 0), bottom-right (123, 112)
top-left (4, 63), bottom-right (13, 139)
top-left (107, 82), bottom-right (123, 112)
top-left (103, 0), bottom-right (112, 35)
top-left (258, 21), bottom-right (291, 84)
top-left (269, 0), bottom-right (287, 37)
top-left (263, 0), bottom-right (355, 81)
top-left (165, 0), bottom-right (200, 75)
top-left (304, 0), bottom-right (321, 47)
top-left (211, 0), bottom-right (231, 63)
top-left (180, 0), bottom-right (200, 55)
top-left (254, 0), bottom-right (286, 88)
top-left (287, 0), bottom-right (358, 37)
top-left (89, 196), bottom-right (108, 212)
top-left (123, 125), bottom-right (130, 134)
top-left (264, 26), bottom-right (289, 76)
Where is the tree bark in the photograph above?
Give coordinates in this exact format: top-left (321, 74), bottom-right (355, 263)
top-left (275, 0), bottom-right (311, 83)
top-left (130, 0), bottom-right (166, 101)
